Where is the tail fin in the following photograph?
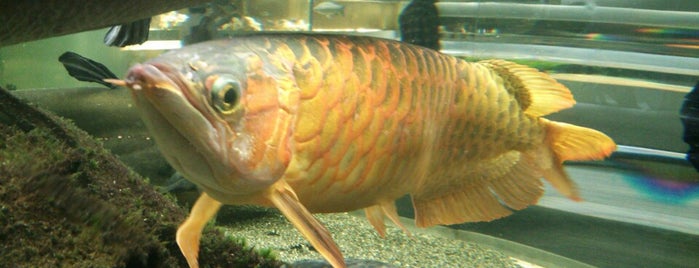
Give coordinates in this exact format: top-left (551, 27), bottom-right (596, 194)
top-left (540, 118), bottom-right (616, 200)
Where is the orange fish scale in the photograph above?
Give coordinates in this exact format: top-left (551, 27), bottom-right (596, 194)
top-left (310, 39), bottom-right (333, 69)
top-left (293, 93), bottom-right (326, 143)
top-left (318, 109), bottom-right (345, 161)
top-left (300, 149), bottom-right (325, 185)
top-left (321, 74), bottom-right (347, 108)
top-left (250, 35), bottom-right (542, 211)
top-left (349, 89), bottom-right (374, 136)
top-left (336, 74), bottom-right (358, 121)
top-left (379, 76), bottom-right (401, 119)
top-left (323, 129), bottom-right (353, 166)
top-left (335, 145), bottom-right (361, 181)
top-left (294, 58), bottom-right (323, 100)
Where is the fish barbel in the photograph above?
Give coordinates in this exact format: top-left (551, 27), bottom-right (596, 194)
top-left (110, 33), bottom-right (616, 267)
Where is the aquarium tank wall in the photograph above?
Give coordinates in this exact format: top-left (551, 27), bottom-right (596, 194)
top-left (1, 1), bottom-right (697, 267)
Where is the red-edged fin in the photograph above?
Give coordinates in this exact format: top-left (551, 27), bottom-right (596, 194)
top-left (479, 59), bottom-right (575, 117)
top-left (268, 181), bottom-right (346, 268)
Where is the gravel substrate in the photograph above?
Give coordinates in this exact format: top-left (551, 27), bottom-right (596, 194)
top-left (218, 208), bottom-right (519, 267)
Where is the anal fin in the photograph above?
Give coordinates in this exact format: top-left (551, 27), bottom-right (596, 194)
top-left (268, 181), bottom-right (346, 268)
top-left (412, 152), bottom-right (544, 228)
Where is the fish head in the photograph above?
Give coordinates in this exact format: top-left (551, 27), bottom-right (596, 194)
top-left (121, 40), bottom-right (294, 202)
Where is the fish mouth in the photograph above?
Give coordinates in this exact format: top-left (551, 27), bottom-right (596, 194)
top-left (123, 63), bottom-right (188, 95)
top-left (124, 62), bottom-right (218, 127)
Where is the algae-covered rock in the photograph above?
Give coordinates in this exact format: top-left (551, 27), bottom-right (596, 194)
top-left (0, 87), bottom-right (282, 267)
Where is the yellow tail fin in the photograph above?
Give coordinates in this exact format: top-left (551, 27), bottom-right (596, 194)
top-left (540, 118), bottom-right (617, 200)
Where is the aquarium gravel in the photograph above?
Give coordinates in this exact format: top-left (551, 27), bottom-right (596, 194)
top-left (220, 209), bottom-right (519, 267)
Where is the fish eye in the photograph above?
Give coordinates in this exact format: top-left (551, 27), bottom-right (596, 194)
top-left (210, 75), bottom-right (242, 114)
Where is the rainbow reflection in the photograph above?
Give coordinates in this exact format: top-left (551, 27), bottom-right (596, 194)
top-left (625, 175), bottom-right (699, 204)
top-left (585, 32), bottom-right (611, 41)
top-left (583, 33), bottom-right (632, 42)
top-left (666, 44), bottom-right (699, 50)
top-left (636, 27), bottom-right (699, 37)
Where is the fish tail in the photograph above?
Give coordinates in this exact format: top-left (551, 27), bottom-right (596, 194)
top-left (538, 118), bottom-right (617, 200)
top-left (480, 59), bottom-right (616, 199)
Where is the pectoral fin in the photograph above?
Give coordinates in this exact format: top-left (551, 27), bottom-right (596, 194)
top-left (268, 181), bottom-right (346, 268)
top-left (176, 192), bottom-right (222, 268)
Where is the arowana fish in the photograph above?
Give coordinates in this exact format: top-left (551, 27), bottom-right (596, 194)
top-left (107, 33), bottom-right (616, 268)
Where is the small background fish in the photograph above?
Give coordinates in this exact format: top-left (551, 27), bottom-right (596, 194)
top-left (313, 1), bottom-right (345, 18)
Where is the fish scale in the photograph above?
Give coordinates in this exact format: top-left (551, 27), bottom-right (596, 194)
top-left (277, 36), bottom-right (509, 211)
top-left (116, 33), bottom-right (616, 268)
top-left (280, 40), bottom-right (540, 213)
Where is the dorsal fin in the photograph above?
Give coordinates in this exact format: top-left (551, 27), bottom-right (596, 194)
top-left (479, 59), bottom-right (575, 117)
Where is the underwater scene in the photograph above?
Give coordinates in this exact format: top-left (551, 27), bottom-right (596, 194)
top-left (0, 1), bottom-right (697, 267)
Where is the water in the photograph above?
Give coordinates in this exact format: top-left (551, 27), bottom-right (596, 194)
top-left (1, 1), bottom-right (698, 267)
